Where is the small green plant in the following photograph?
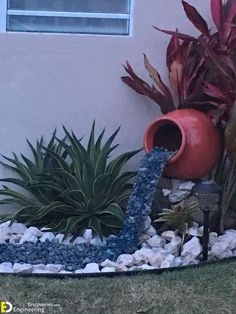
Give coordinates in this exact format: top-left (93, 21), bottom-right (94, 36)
top-left (0, 123), bottom-right (140, 239)
top-left (155, 201), bottom-right (198, 242)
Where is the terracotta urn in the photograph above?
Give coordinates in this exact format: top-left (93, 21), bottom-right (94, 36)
top-left (144, 109), bottom-right (222, 180)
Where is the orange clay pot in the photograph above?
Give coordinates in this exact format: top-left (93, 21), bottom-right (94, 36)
top-left (144, 109), bottom-right (222, 180)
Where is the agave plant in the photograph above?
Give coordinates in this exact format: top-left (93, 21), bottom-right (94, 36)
top-left (122, 0), bottom-right (236, 125)
top-left (0, 123), bottom-right (140, 239)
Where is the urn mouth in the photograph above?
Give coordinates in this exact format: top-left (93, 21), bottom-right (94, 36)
top-left (144, 118), bottom-right (186, 164)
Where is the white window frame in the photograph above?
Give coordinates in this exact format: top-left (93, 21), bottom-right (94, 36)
top-left (0, 0), bottom-right (134, 36)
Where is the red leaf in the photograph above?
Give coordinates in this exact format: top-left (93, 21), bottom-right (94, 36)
top-left (166, 34), bottom-right (180, 70)
top-left (203, 82), bottom-right (232, 103)
top-left (143, 54), bottom-right (174, 105)
top-left (153, 26), bottom-right (195, 41)
top-left (182, 1), bottom-right (210, 36)
top-left (121, 62), bottom-right (175, 114)
top-left (222, 1), bottom-right (236, 40)
top-left (211, 0), bottom-right (223, 31)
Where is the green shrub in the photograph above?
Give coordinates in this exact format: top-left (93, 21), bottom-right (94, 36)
top-left (0, 123), bottom-right (140, 239)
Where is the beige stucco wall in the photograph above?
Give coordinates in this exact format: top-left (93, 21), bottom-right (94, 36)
top-left (0, 0), bottom-right (210, 178)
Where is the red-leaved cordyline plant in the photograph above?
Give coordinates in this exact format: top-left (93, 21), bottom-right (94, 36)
top-left (122, 0), bottom-right (236, 126)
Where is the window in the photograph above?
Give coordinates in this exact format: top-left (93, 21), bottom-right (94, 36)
top-left (0, 0), bottom-right (133, 35)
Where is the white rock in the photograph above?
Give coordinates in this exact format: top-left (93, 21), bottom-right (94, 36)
top-left (13, 263), bottom-right (33, 273)
top-left (59, 270), bottom-right (73, 274)
top-left (140, 264), bottom-right (156, 270)
top-left (161, 230), bottom-right (176, 241)
top-left (90, 236), bottom-right (106, 246)
top-left (101, 267), bottom-right (116, 273)
top-left (171, 179), bottom-right (184, 190)
top-left (141, 243), bottom-right (152, 249)
top-left (147, 235), bottom-right (166, 248)
top-left (149, 250), bottom-right (169, 267)
top-left (225, 229), bottom-right (236, 236)
top-left (101, 259), bottom-right (117, 268)
top-left (181, 237), bottom-right (202, 258)
top-left (187, 226), bottom-right (203, 237)
top-left (32, 264), bottom-right (46, 271)
top-left (139, 233), bottom-right (151, 244)
top-left (0, 238), bottom-right (7, 244)
top-left (116, 264), bottom-right (128, 272)
top-left (162, 189), bottom-right (172, 197)
top-left (45, 264), bottom-right (63, 273)
top-left (83, 263), bottom-right (100, 273)
top-left (32, 269), bottom-right (54, 274)
top-left (133, 248), bottom-right (154, 265)
top-left (209, 232), bottom-right (218, 247)
top-left (211, 241), bottom-right (233, 259)
top-left (0, 262), bottom-right (13, 273)
top-left (19, 227), bottom-right (42, 244)
top-left (40, 232), bottom-right (55, 242)
top-left (164, 236), bottom-right (182, 256)
top-left (214, 233), bottom-right (236, 251)
top-left (73, 236), bottom-right (87, 245)
top-left (160, 254), bottom-right (175, 268)
top-left (19, 233), bottom-right (38, 244)
top-left (9, 234), bottom-right (22, 244)
top-left (62, 236), bottom-right (73, 245)
top-left (26, 227), bottom-right (42, 237)
top-left (169, 191), bottom-right (191, 203)
top-left (128, 266), bottom-right (142, 271)
top-left (83, 229), bottom-right (93, 241)
top-left (117, 254), bottom-right (135, 267)
top-left (182, 255), bottom-right (199, 266)
top-left (179, 181), bottom-right (195, 191)
top-left (173, 256), bottom-right (183, 267)
top-left (55, 234), bottom-right (64, 244)
top-left (143, 216), bottom-right (152, 231)
top-left (0, 221), bottom-right (27, 235)
top-left (74, 269), bottom-right (85, 274)
top-left (145, 225), bottom-right (157, 237)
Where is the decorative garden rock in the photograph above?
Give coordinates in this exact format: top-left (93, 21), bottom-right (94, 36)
top-left (160, 253), bottom-right (175, 268)
top-left (148, 250), bottom-right (168, 267)
top-left (26, 227), bottom-right (42, 237)
top-left (161, 230), bottom-right (176, 241)
top-left (101, 266), bottom-right (116, 273)
top-left (82, 229), bottom-right (93, 241)
top-left (0, 262), bottom-right (13, 273)
top-left (101, 259), bottom-right (117, 268)
top-left (147, 235), bottom-right (165, 248)
top-left (117, 254), bottom-right (135, 267)
top-left (0, 221), bottom-right (27, 235)
top-left (40, 232), bottom-right (55, 242)
top-left (181, 237), bottom-right (202, 258)
top-left (145, 226), bottom-right (157, 237)
top-left (83, 263), bottom-right (100, 273)
top-left (19, 233), bottom-right (38, 244)
top-left (45, 264), bottom-right (63, 273)
top-left (13, 263), bottom-right (33, 274)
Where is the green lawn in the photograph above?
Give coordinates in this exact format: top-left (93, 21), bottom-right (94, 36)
top-left (1, 261), bottom-right (236, 314)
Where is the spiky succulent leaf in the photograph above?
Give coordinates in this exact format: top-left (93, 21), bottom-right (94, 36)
top-left (0, 123), bottom-right (139, 238)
